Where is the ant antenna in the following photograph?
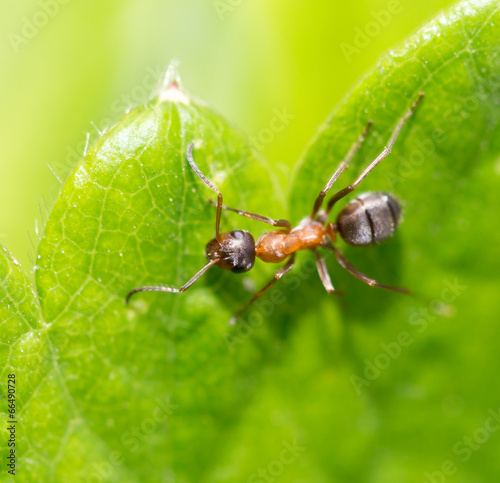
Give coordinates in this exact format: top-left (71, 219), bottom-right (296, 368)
top-left (187, 142), bottom-right (223, 242)
top-left (126, 258), bottom-right (219, 304)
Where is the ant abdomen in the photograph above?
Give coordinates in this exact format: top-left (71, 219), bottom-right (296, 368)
top-left (336, 191), bottom-right (402, 246)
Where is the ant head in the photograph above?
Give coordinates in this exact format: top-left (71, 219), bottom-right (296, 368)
top-left (206, 230), bottom-right (255, 273)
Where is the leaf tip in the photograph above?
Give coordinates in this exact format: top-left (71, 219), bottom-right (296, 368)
top-left (157, 60), bottom-right (190, 105)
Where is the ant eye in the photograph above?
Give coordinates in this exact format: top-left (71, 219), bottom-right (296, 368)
top-left (232, 230), bottom-right (244, 239)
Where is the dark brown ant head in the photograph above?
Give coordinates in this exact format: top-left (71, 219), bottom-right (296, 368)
top-left (206, 230), bottom-right (256, 273)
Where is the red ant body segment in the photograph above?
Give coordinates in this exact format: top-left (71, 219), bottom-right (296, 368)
top-left (126, 93), bottom-right (424, 323)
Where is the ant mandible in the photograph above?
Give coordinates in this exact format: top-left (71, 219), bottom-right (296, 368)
top-left (126, 93), bottom-right (424, 324)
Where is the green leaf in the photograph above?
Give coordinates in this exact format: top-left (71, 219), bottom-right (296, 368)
top-left (275, 0), bottom-right (500, 481)
top-left (0, 244), bottom-right (48, 480)
top-left (1, 0), bottom-right (500, 481)
top-left (5, 76), bottom-right (286, 482)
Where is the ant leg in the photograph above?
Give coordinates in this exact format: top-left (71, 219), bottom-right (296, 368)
top-left (311, 120), bottom-right (373, 219)
top-left (208, 199), bottom-right (291, 230)
top-left (313, 249), bottom-right (335, 293)
top-left (126, 258), bottom-right (219, 303)
top-left (332, 246), bottom-right (409, 294)
top-left (325, 92), bottom-right (425, 215)
top-left (229, 254), bottom-right (296, 325)
top-left (187, 142), bottom-right (223, 241)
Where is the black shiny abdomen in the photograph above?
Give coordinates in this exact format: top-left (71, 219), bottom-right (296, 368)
top-left (336, 192), bottom-right (402, 246)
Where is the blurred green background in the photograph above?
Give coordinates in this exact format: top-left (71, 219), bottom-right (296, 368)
top-left (0, 0), bottom-right (457, 271)
top-left (5, 1), bottom-right (500, 483)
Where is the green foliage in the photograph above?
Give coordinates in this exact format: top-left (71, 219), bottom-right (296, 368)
top-left (1, 1), bottom-right (500, 481)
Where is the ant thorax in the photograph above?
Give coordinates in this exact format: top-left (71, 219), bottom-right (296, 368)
top-left (290, 217), bottom-right (330, 249)
top-left (255, 217), bottom-right (327, 264)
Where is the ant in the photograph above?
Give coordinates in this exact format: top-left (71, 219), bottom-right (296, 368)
top-left (126, 93), bottom-right (424, 324)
